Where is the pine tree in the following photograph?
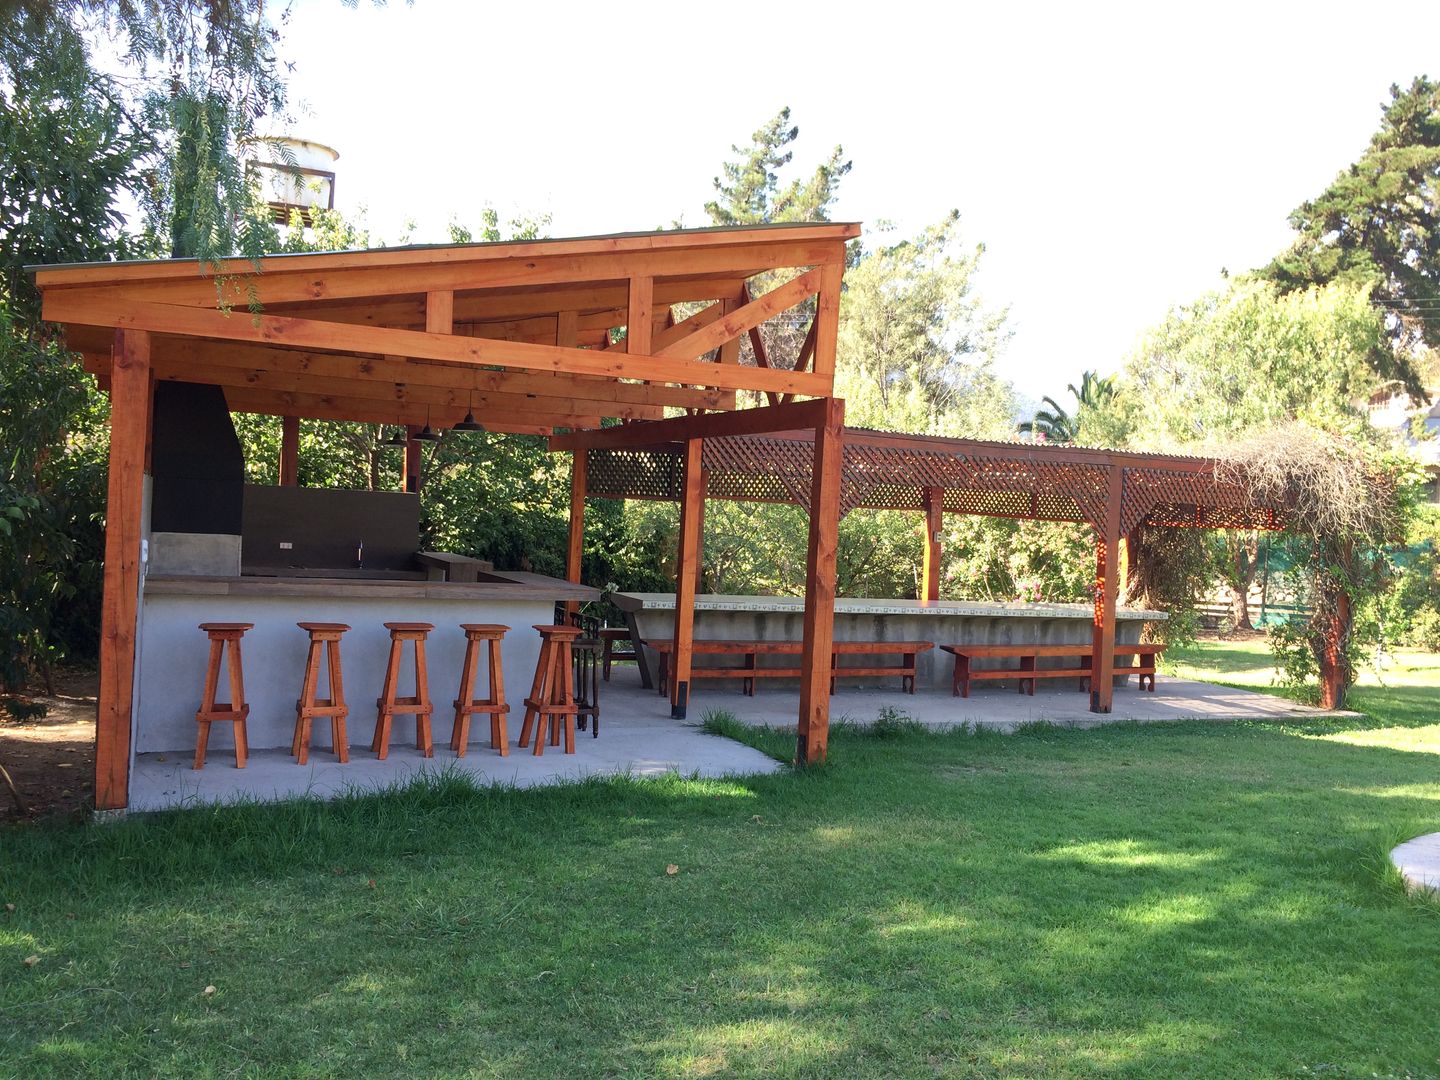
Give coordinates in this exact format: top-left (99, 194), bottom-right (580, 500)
top-left (1265, 77), bottom-right (1440, 398)
top-left (704, 107), bottom-right (851, 226)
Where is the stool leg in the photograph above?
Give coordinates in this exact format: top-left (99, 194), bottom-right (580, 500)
top-left (533, 644), bottom-right (562, 757)
top-left (195, 637), bottom-right (223, 770)
top-left (415, 636), bottom-right (433, 758)
top-left (373, 638), bottom-right (401, 759)
top-left (194, 719), bottom-right (211, 770)
top-left (490, 637), bottom-right (508, 755)
top-left (294, 639), bottom-right (322, 764)
top-left (452, 636), bottom-right (477, 756)
top-left (560, 640), bottom-right (576, 754)
top-left (226, 637), bottom-right (248, 769)
top-left (519, 639), bottom-right (551, 748)
top-left (328, 638), bottom-right (349, 763)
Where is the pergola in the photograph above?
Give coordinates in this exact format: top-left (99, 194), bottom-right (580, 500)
top-left (34, 223), bottom-right (855, 808)
top-left (551, 424), bottom-right (1290, 738)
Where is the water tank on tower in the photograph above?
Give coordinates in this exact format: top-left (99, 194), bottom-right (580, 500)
top-left (243, 136), bottom-right (339, 225)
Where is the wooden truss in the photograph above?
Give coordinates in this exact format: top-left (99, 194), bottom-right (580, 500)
top-left (32, 224), bottom-right (857, 811)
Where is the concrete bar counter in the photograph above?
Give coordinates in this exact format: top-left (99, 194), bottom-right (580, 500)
top-left (614, 593), bottom-right (1167, 693)
top-left (136, 572), bottom-right (597, 754)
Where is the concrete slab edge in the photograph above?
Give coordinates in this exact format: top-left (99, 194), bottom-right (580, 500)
top-left (1390, 832), bottom-right (1440, 895)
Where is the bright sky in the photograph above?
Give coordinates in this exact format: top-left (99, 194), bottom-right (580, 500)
top-left (275, 0), bottom-right (1440, 403)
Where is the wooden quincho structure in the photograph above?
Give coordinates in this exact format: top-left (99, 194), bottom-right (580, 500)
top-left (34, 221), bottom-right (1291, 814)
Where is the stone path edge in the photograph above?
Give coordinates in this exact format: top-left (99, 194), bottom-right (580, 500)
top-left (1390, 832), bottom-right (1440, 894)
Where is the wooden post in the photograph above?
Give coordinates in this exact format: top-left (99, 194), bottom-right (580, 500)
top-left (404, 427), bottom-right (422, 494)
top-left (96, 329), bottom-right (151, 813)
top-left (1090, 466), bottom-right (1124, 713)
top-left (670, 438), bottom-right (704, 718)
top-left (694, 466), bottom-right (708, 594)
top-left (1117, 528), bottom-right (1137, 606)
top-left (279, 415), bottom-right (299, 486)
top-left (627, 276), bottom-right (654, 357)
top-left (565, 450), bottom-right (587, 616)
top-left (921, 486), bottom-right (944, 603)
top-left (797, 397), bottom-right (845, 764)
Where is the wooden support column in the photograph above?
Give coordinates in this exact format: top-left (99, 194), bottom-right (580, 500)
top-left (96, 329), bottom-right (152, 813)
top-left (1090, 466), bottom-right (1124, 713)
top-left (565, 450), bottom-right (587, 616)
top-left (670, 438), bottom-right (704, 719)
top-left (1117, 528), bottom-right (1138, 606)
top-left (279, 415), bottom-right (299, 486)
top-left (627, 276), bottom-right (654, 357)
top-left (797, 397), bottom-right (845, 765)
top-left (404, 427), bottom-right (422, 494)
top-left (811, 264), bottom-right (843, 379)
top-left (921, 486), bottom-right (944, 603)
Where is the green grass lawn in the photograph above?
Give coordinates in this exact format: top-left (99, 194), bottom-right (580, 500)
top-left (2, 644), bottom-right (1439, 1078)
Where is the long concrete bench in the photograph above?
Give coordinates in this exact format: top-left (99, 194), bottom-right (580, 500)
top-left (646, 639), bottom-right (934, 696)
top-left (939, 643), bottom-right (1167, 697)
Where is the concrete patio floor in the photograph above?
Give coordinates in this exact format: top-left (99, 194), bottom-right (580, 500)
top-left (129, 667), bottom-right (1349, 812)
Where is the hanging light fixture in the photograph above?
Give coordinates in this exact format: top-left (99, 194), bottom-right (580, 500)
top-left (452, 390), bottom-right (486, 433)
top-left (385, 426), bottom-right (407, 447)
top-left (412, 406), bottom-right (442, 442)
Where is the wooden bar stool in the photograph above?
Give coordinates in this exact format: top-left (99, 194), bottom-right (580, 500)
top-left (373, 622), bottom-right (435, 760)
top-left (518, 625), bottom-right (582, 756)
top-left (450, 624), bottom-right (511, 757)
top-left (292, 623), bottom-right (350, 766)
top-left (194, 622), bottom-right (253, 770)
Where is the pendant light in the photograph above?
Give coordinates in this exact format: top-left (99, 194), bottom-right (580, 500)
top-left (452, 390), bottom-right (486, 433)
top-left (412, 406), bottom-right (442, 442)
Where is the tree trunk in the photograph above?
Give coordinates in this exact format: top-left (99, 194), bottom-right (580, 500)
top-left (1317, 586), bottom-right (1351, 710)
top-left (1227, 532), bottom-right (1260, 631)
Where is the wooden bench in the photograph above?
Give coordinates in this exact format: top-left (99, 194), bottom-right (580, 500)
top-left (646, 639), bottom-right (934, 696)
top-left (940, 643), bottom-right (1167, 698)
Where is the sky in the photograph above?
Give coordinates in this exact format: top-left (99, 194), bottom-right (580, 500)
top-left (271, 0), bottom-right (1440, 403)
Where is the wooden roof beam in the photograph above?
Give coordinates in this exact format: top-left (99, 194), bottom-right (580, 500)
top-left (656, 268), bottom-right (821, 361)
top-left (43, 294), bottom-right (833, 397)
top-left (82, 338), bottom-right (735, 411)
top-left (152, 360), bottom-right (667, 421)
top-left (56, 239), bottom-right (847, 310)
top-left (549, 398), bottom-right (832, 452)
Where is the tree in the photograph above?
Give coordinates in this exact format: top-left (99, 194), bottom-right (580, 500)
top-left (834, 213), bottom-right (1013, 437)
top-left (1016, 396), bottom-right (1076, 443)
top-left (1118, 279), bottom-right (1385, 447)
top-left (0, 11), bottom-right (145, 326)
top-left (1265, 77), bottom-right (1440, 399)
top-left (1219, 423), bottom-right (1413, 709)
top-left (704, 107), bottom-right (851, 226)
top-left (1018, 371), bottom-right (1117, 444)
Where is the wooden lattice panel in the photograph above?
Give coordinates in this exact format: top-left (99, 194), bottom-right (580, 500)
top-left (584, 437), bottom-right (1290, 534)
top-left (1123, 468), bottom-right (1285, 534)
top-left (586, 449), bottom-right (681, 501)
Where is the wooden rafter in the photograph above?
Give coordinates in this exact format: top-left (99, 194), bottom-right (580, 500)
top-left (45, 294), bottom-right (833, 398)
top-left (76, 338), bottom-right (732, 412)
top-left (655, 268), bottom-right (822, 361)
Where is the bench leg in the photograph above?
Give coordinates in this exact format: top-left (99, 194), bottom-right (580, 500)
top-left (624, 612), bottom-right (653, 690)
top-left (1019, 655), bottom-right (1036, 696)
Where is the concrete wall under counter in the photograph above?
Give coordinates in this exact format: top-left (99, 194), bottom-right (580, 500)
top-left (626, 603), bottom-right (1153, 692)
top-left (134, 592), bottom-right (555, 753)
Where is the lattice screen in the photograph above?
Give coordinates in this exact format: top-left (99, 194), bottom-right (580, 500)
top-left (584, 437), bottom-right (1288, 533)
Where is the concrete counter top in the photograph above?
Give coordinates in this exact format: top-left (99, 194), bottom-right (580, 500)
top-left (146, 571), bottom-right (598, 603)
top-left (614, 593), bottom-right (1167, 621)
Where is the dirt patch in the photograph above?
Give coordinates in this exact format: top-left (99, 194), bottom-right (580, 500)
top-left (0, 670), bottom-right (96, 822)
